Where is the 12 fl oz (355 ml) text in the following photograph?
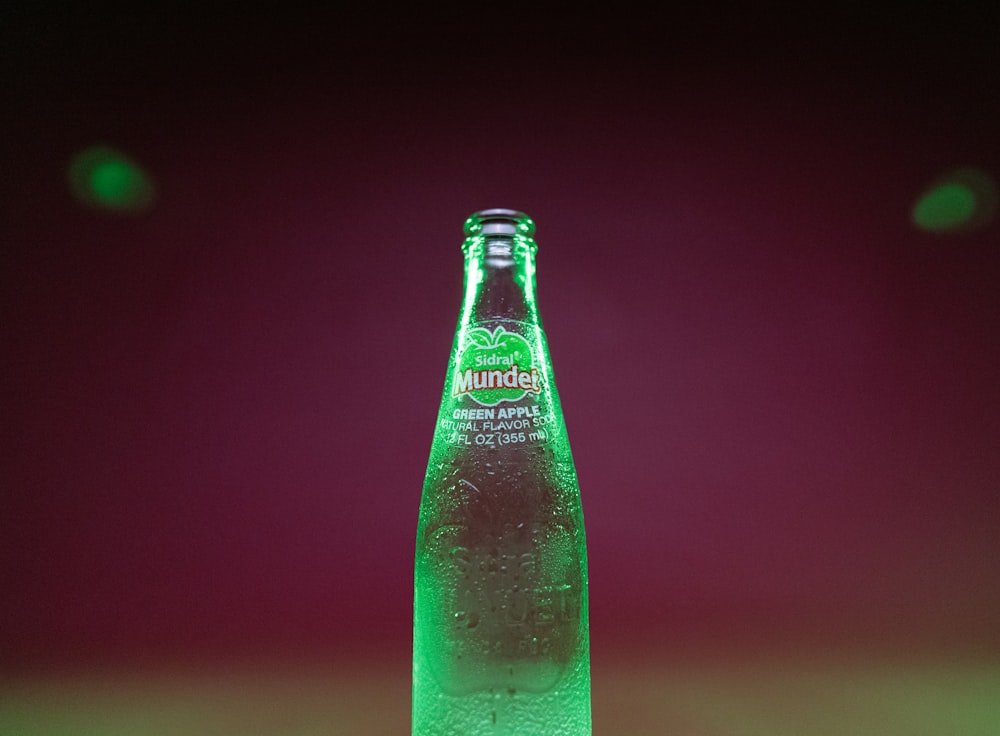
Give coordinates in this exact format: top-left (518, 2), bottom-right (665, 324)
top-left (447, 427), bottom-right (549, 447)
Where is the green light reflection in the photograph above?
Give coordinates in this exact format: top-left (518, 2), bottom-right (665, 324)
top-left (68, 145), bottom-right (155, 213)
top-left (912, 167), bottom-right (997, 234)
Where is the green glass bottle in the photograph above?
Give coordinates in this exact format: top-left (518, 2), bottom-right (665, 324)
top-left (412, 210), bottom-right (591, 735)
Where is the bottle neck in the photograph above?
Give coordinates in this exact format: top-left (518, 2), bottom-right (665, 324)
top-left (460, 232), bottom-right (539, 324)
top-left (459, 210), bottom-right (539, 326)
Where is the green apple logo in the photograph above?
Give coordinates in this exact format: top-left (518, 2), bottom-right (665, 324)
top-left (453, 326), bottom-right (542, 406)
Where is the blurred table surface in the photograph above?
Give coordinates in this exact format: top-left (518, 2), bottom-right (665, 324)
top-left (2, 652), bottom-right (998, 735)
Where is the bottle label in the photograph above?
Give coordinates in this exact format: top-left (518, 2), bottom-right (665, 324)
top-left (438, 322), bottom-right (556, 448)
top-left (452, 325), bottom-right (543, 406)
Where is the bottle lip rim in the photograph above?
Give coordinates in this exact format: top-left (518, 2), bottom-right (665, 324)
top-left (464, 209), bottom-right (536, 237)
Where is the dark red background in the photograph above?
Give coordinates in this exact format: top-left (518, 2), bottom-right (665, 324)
top-left (3, 5), bottom-right (999, 670)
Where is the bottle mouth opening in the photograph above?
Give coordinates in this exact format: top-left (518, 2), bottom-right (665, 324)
top-left (464, 209), bottom-right (536, 238)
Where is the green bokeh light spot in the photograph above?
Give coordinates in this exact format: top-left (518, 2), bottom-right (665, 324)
top-left (912, 167), bottom-right (998, 234)
top-left (69, 145), bottom-right (155, 213)
top-left (913, 183), bottom-right (976, 230)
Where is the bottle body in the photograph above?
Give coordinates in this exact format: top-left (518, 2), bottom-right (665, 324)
top-left (412, 212), bottom-right (591, 736)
